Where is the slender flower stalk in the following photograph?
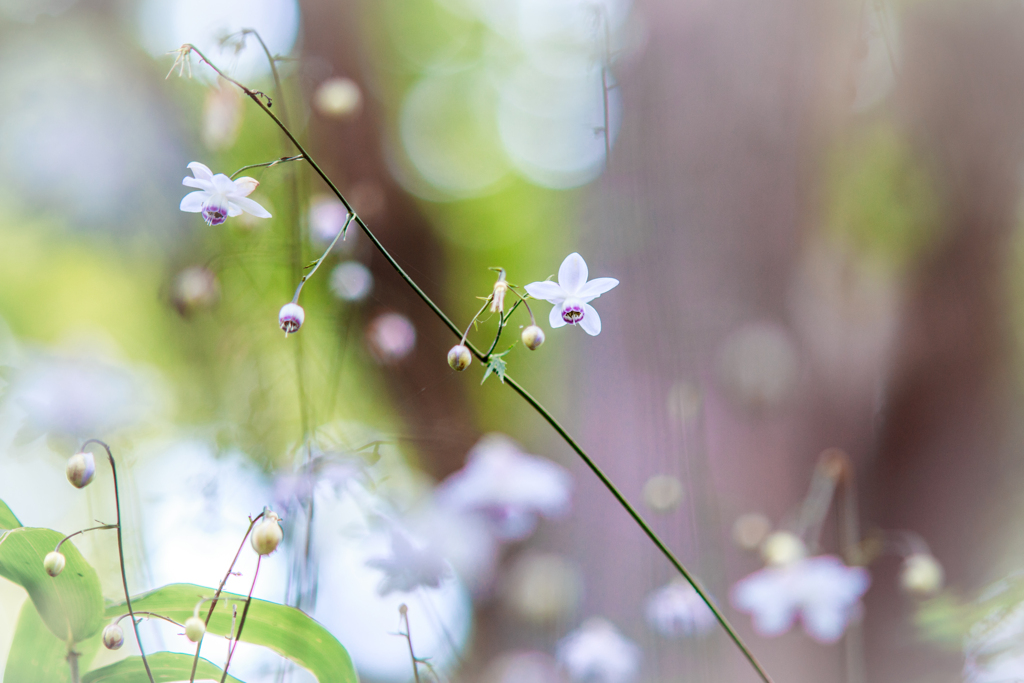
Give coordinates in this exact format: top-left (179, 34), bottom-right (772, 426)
top-left (54, 524), bottom-right (117, 553)
top-left (179, 45), bottom-right (774, 683)
top-left (220, 556), bottom-right (261, 683)
top-left (80, 439), bottom-right (154, 683)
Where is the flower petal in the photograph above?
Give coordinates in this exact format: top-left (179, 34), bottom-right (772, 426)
top-left (233, 196), bottom-right (272, 218)
top-left (232, 177), bottom-right (259, 197)
top-left (211, 174), bottom-right (236, 194)
top-left (187, 162), bottom-right (214, 182)
top-left (182, 176), bottom-right (211, 190)
top-left (579, 304), bottom-right (602, 336)
top-left (557, 253), bottom-right (588, 294)
top-left (524, 280), bottom-right (566, 303)
top-left (226, 202), bottom-right (243, 217)
top-left (578, 277), bottom-right (619, 302)
top-left (179, 191), bottom-right (208, 213)
top-left (549, 305), bottom-right (567, 328)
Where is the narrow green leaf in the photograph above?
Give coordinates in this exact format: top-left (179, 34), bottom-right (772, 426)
top-left (4, 600), bottom-right (71, 683)
top-left (105, 584), bottom-right (357, 683)
top-left (0, 528), bottom-right (104, 643)
top-left (481, 356), bottom-right (507, 385)
top-left (0, 498), bottom-right (22, 530)
top-left (82, 652), bottom-right (245, 683)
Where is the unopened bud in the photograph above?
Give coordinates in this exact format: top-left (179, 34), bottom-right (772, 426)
top-left (900, 553), bottom-right (944, 597)
top-left (278, 303), bottom-right (305, 335)
top-left (447, 345), bottom-right (472, 371)
top-left (521, 325), bottom-right (545, 350)
top-left (761, 531), bottom-right (807, 566)
top-left (251, 512), bottom-right (283, 556)
top-left (44, 551), bottom-right (65, 577)
top-left (102, 623), bottom-right (124, 650)
top-left (66, 451), bottom-right (95, 489)
top-left (184, 616), bottom-right (206, 643)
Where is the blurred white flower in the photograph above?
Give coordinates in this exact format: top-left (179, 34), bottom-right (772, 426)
top-left (525, 253), bottom-right (618, 336)
top-left (730, 555), bottom-right (870, 643)
top-left (309, 195), bottom-right (353, 247)
top-left (366, 313), bottom-right (416, 364)
top-left (180, 162), bottom-right (271, 226)
top-left (202, 79), bottom-right (244, 150)
top-left (330, 261), bottom-right (373, 302)
top-left (314, 77), bottom-right (362, 118)
top-left (365, 527), bottom-right (451, 595)
top-left (557, 618), bottom-right (641, 683)
top-left (435, 434), bottom-right (571, 541)
top-left (644, 580), bottom-right (717, 638)
top-left (963, 579), bottom-right (1024, 683)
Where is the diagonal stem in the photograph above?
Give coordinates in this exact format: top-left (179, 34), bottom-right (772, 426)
top-left (220, 555), bottom-right (262, 683)
top-left (182, 45), bottom-right (774, 683)
top-left (80, 439), bottom-right (154, 683)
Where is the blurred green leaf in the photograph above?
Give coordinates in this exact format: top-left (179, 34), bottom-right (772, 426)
top-left (82, 653), bottom-right (244, 683)
top-left (0, 528), bottom-right (104, 643)
top-left (105, 583), bottom-right (357, 683)
top-left (4, 600), bottom-right (71, 683)
top-left (0, 498), bottom-right (22, 530)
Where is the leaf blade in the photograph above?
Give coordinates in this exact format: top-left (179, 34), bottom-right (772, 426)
top-left (82, 652), bottom-right (244, 683)
top-left (0, 498), bottom-right (22, 530)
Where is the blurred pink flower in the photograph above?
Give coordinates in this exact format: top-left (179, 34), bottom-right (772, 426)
top-left (366, 312), bottom-right (416, 363)
top-left (525, 253), bottom-right (618, 336)
top-left (435, 434), bottom-right (571, 542)
top-left (180, 162), bottom-right (271, 226)
top-left (730, 555), bottom-right (870, 643)
top-left (557, 618), bottom-right (641, 683)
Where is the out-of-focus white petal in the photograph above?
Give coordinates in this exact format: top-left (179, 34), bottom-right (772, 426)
top-left (578, 277), bottom-right (619, 302)
top-left (180, 191), bottom-right (208, 213)
top-left (182, 176), bottom-right (211, 190)
top-left (731, 568), bottom-right (798, 637)
top-left (524, 280), bottom-right (566, 303)
top-left (557, 618), bottom-right (640, 683)
top-left (580, 305), bottom-right (602, 336)
top-left (549, 305), bottom-right (567, 328)
top-left (233, 196), bottom-right (272, 218)
top-left (211, 174), bottom-right (237, 194)
top-left (187, 161), bottom-right (214, 181)
top-left (557, 252), bottom-right (588, 294)
top-left (801, 601), bottom-right (853, 643)
top-left (226, 203), bottom-right (243, 217)
top-left (644, 581), bottom-right (717, 638)
top-left (232, 176), bottom-right (259, 197)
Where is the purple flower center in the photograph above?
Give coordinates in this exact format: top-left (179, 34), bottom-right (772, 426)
top-left (202, 204), bottom-right (228, 226)
top-left (279, 315), bottom-right (302, 334)
top-left (562, 304), bottom-right (584, 324)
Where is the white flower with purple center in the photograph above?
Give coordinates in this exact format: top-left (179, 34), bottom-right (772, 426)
top-left (525, 253), bottom-right (618, 336)
top-left (730, 555), bottom-right (870, 643)
top-left (180, 162), bottom-right (272, 226)
top-left (557, 618), bottom-right (641, 683)
top-left (644, 580), bottom-right (717, 638)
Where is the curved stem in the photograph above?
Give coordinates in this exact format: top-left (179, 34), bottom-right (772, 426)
top-left (483, 299), bottom-right (523, 360)
top-left (113, 611), bottom-right (186, 629)
top-left (182, 46), bottom-right (774, 683)
top-left (230, 155), bottom-right (304, 180)
top-left (80, 439), bottom-right (154, 683)
top-left (220, 555), bottom-right (261, 683)
top-left (292, 213), bottom-right (355, 304)
top-left (54, 524), bottom-right (117, 553)
top-left (508, 287), bottom-right (535, 325)
top-left (189, 512), bottom-right (264, 683)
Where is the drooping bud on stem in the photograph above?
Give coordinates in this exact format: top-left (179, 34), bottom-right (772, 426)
top-left (66, 452), bottom-right (95, 489)
top-left (184, 616), bottom-right (206, 643)
top-left (278, 303), bottom-right (305, 335)
top-left (522, 325), bottom-right (545, 350)
top-left (760, 531), bottom-right (807, 566)
top-left (102, 623), bottom-right (125, 650)
top-left (251, 511), bottom-right (283, 556)
top-left (448, 345), bottom-right (472, 371)
top-left (900, 553), bottom-right (944, 597)
top-left (44, 551), bottom-right (65, 577)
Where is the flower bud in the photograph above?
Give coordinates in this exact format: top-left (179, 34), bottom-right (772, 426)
top-left (447, 345), bottom-right (472, 371)
top-left (278, 303), bottom-right (305, 335)
top-left (102, 623), bottom-right (124, 650)
top-left (900, 553), bottom-right (944, 597)
top-left (43, 551), bottom-right (65, 577)
top-left (184, 616), bottom-right (206, 643)
top-left (521, 325), bottom-right (545, 350)
top-left (761, 531), bottom-right (807, 566)
top-left (251, 512), bottom-right (283, 556)
top-left (66, 451), bottom-right (95, 489)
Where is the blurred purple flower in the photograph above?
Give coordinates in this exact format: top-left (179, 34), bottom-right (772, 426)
top-left (366, 312), bottom-right (416, 364)
top-left (557, 618), bottom-right (641, 683)
top-left (435, 434), bottom-right (571, 542)
top-left (644, 580), bottom-right (717, 638)
top-left (730, 555), bottom-right (870, 643)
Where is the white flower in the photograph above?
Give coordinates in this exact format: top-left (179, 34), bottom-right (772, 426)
top-left (365, 527), bottom-right (451, 595)
top-left (557, 618), bottom-right (641, 683)
top-left (179, 162), bottom-right (271, 226)
top-left (730, 555), bottom-right (870, 643)
top-left (525, 253), bottom-right (619, 336)
top-left (435, 434), bottom-right (572, 542)
top-left (644, 580), bottom-right (717, 638)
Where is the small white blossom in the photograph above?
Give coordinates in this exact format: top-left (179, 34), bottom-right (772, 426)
top-left (365, 527), bottom-right (451, 595)
top-left (644, 580), bottom-right (717, 638)
top-left (435, 434), bottom-right (571, 542)
top-left (557, 618), bottom-right (641, 683)
top-left (730, 555), bottom-right (870, 643)
top-left (180, 162), bottom-right (271, 226)
top-left (525, 253), bottom-right (618, 336)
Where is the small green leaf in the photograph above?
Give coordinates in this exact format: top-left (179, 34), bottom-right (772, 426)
top-left (0, 528), bottom-right (104, 643)
top-left (106, 584), bottom-right (357, 683)
top-left (0, 498), bottom-right (22, 530)
top-left (82, 652), bottom-right (244, 683)
top-left (4, 600), bottom-right (72, 683)
top-left (481, 355), bottom-right (507, 384)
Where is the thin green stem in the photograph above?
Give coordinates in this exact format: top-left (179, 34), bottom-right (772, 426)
top-left (81, 439), bottom-right (154, 683)
top-left (67, 648), bottom-right (80, 683)
top-left (183, 46), bottom-right (774, 683)
top-left (113, 611), bottom-right (186, 629)
top-left (54, 524), bottom-right (117, 552)
top-left (230, 155), bottom-right (304, 180)
top-left (220, 555), bottom-right (261, 683)
top-left (189, 512), bottom-right (264, 683)
top-left (398, 606), bottom-right (422, 683)
top-left (483, 299), bottom-right (523, 360)
top-left (292, 213), bottom-right (355, 303)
